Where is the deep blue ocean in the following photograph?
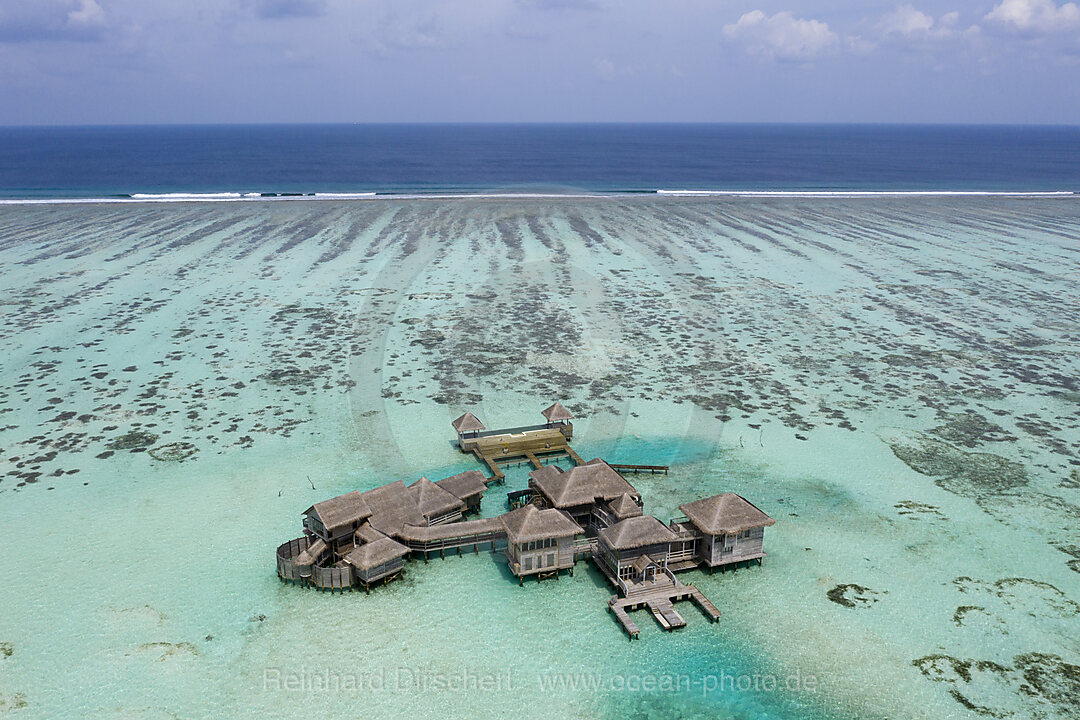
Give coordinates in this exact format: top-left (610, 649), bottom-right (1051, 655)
top-left (1, 124), bottom-right (1079, 198)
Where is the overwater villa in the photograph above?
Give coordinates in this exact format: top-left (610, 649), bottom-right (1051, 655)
top-left (276, 404), bottom-right (775, 638)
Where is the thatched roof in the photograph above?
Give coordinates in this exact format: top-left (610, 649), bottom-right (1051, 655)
top-left (631, 554), bottom-right (660, 574)
top-left (530, 459), bottom-right (638, 508)
top-left (451, 411), bottom-right (485, 433)
top-left (435, 470), bottom-right (489, 500)
top-left (345, 537), bottom-right (409, 571)
top-left (599, 515), bottom-right (676, 550)
top-left (408, 476), bottom-right (464, 518)
top-left (607, 492), bottom-right (643, 520)
top-left (501, 504), bottom-right (582, 544)
top-left (360, 480), bottom-right (426, 537)
top-left (541, 401), bottom-right (574, 423)
top-left (294, 538), bottom-right (327, 566)
top-left (303, 491), bottom-right (371, 532)
top-left (354, 522), bottom-right (387, 544)
top-left (679, 493), bottom-right (775, 536)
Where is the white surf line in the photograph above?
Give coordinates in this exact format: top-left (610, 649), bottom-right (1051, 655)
top-left (1, 189), bottom-right (1076, 205)
top-left (0, 191), bottom-right (613, 205)
top-left (656, 189), bottom-right (1078, 198)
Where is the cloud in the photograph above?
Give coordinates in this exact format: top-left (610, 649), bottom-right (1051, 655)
top-left (879, 5), bottom-right (934, 35)
top-left (877, 5), bottom-right (961, 39)
top-left (253, 0), bottom-right (327, 20)
top-left (722, 10), bottom-right (838, 62)
top-left (0, 0), bottom-right (108, 42)
top-left (984, 0), bottom-right (1080, 33)
top-left (845, 35), bottom-right (876, 54)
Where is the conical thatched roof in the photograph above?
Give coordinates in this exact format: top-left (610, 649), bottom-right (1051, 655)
top-left (541, 401), bottom-right (574, 423)
top-left (345, 537), bottom-right (409, 571)
top-left (598, 515), bottom-right (676, 550)
top-left (451, 411), bottom-right (485, 433)
top-left (303, 490), bottom-right (372, 532)
top-left (607, 492), bottom-right (643, 520)
top-left (435, 470), bottom-right (489, 500)
top-left (679, 493), bottom-right (775, 536)
top-left (530, 459), bottom-right (638, 508)
top-left (408, 476), bottom-right (464, 518)
top-left (501, 504), bottom-right (582, 544)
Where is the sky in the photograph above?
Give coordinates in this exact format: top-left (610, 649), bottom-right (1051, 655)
top-left (0, 0), bottom-right (1078, 125)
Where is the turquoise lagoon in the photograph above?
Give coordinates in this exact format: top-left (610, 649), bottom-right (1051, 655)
top-left (0, 197), bottom-right (1078, 719)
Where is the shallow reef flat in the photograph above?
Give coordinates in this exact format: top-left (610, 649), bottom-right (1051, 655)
top-left (0, 197), bottom-right (1078, 719)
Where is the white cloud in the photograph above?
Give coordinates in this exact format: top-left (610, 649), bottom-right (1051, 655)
top-left (68, 0), bottom-right (105, 29)
top-left (722, 10), bottom-right (838, 62)
top-left (877, 5), bottom-right (961, 39)
top-left (880, 5), bottom-right (934, 35)
top-left (845, 34), bottom-right (876, 54)
top-left (0, 0), bottom-right (109, 42)
top-left (984, 0), bottom-right (1080, 33)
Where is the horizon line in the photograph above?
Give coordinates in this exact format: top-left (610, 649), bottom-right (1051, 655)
top-left (4, 121), bottom-right (1080, 130)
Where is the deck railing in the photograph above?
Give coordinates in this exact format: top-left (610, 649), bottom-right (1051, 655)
top-left (276, 536), bottom-right (312, 581)
top-left (312, 563), bottom-right (353, 590)
top-left (400, 530), bottom-right (507, 553)
top-left (472, 421), bottom-right (571, 439)
top-left (507, 488), bottom-right (536, 510)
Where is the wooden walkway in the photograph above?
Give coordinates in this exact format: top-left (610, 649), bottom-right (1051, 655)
top-left (689, 587), bottom-right (722, 622)
top-left (397, 517), bottom-right (507, 556)
top-left (609, 601), bottom-right (640, 639)
top-left (609, 463), bottom-right (670, 475)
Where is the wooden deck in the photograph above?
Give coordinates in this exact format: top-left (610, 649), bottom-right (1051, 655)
top-left (589, 539), bottom-right (724, 637)
top-left (602, 569), bottom-right (721, 638)
top-left (649, 599), bottom-right (686, 630)
top-left (461, 426), bottom-right (576, 483)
